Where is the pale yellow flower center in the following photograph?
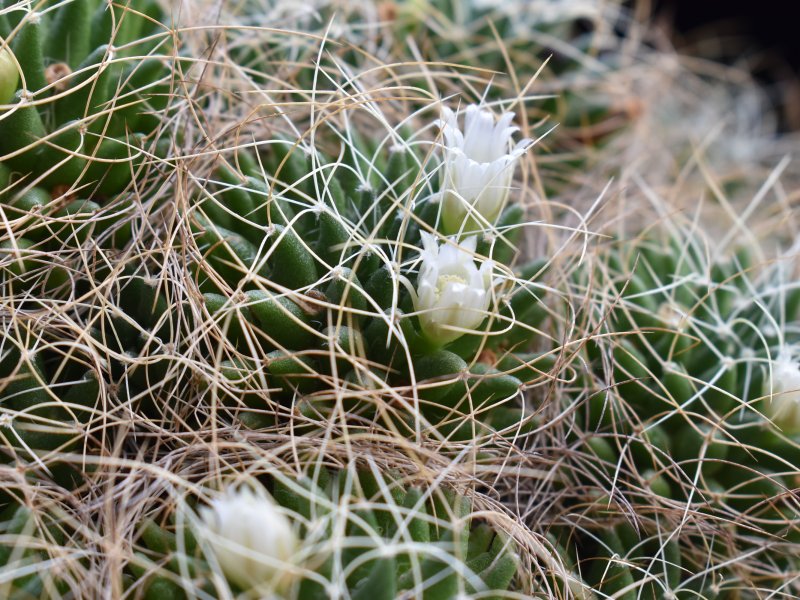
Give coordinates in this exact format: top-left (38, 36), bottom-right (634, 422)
top-left (435, 273), bottom-right (468, 300)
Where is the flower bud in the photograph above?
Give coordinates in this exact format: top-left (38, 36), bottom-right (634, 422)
top-left (438, 104), bottom-right (528, 235)
top-left (0, 45), bottom-right (19, 105)
top-left (200, 483), bottom-right (298, 593)
top-left (764, 356), bottom-right (800, 434)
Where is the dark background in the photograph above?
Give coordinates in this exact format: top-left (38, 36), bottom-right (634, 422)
top-left (650, 0), bottom-right (800, 129)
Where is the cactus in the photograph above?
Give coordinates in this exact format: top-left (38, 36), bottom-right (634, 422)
top-left (185, 103), bottom-right (552, 445)
top-left (0, 3), bottom-right (170, 191)
top-left (127, 466), bottom-right (520, 599)
top-left (563, 228), bottom-right (800, 594)
top-left (1, 1), bottom-right (173, 459)
top-left (0, 319), bottom-right (100, 469)
top-left (0, 496), bottom-right (87, 597)
top-left (3, 1), bottom-right (799, 597)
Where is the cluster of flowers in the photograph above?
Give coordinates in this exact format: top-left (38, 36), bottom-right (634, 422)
top-left (413, 104), bottom-right (529, 346)
top-left (199, 104), bottom-right (529, 593)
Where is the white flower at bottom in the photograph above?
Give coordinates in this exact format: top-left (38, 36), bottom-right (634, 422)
top-left (200, 483), bottom-right (298, 593)
top-left (414, 233), bottom-right (494, 345)
top-left (438, 104), bottom-right (528, 234)
top-left (764, 355), bottom-right (800, 434)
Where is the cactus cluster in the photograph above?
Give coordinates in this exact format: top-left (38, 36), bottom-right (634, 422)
top-left (125, 466), bottom-right (519, 599)
top-left (183, 104), bottom-right (554, 445)
top-left (1, 1), bottom-right (169, 194)
top-left (560, 230), bottom-right (800, 596)
top-left (0, 0), bottom-right (174, 464)
top-left (1, 0), bottom-right (798, 598)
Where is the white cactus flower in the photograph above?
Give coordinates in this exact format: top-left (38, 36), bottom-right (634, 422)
top-left (438, 104), bottom-right (528, 234)
top-left (473, 0), bottom-right (602, 26)
top-left (764, 355), bottom-right (800, 434)
top-left (414, 232), bottom-right (494, 345)
top-left (199, 483), bottom-right (298, 593)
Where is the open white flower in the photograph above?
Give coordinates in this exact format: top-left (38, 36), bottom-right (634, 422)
top-left (764, 355), bottom-right (800, 434)
top-left (438, 104), bottom-right (528, 234)
top-left (414, 232), bottom-right (494, 345)
top-left (200, 483), bottom-right (298, 593)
